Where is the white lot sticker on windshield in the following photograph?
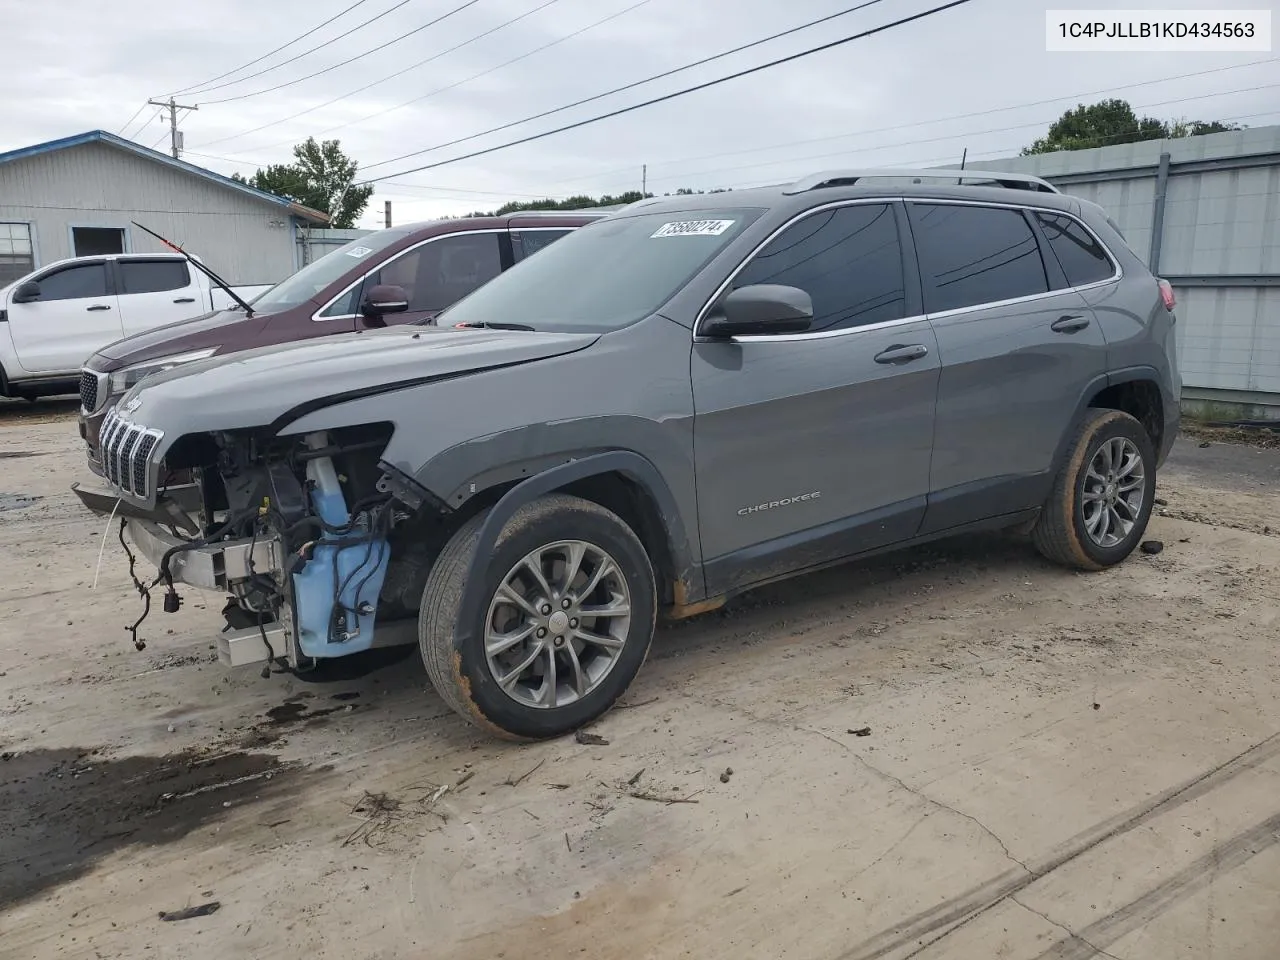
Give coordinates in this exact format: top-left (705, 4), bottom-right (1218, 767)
top-left (345, 246), bottom-right (374, 258)
top-left (650, 219), bottom-right (736, 238)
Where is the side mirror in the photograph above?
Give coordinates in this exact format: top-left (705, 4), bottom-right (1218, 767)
top-left (361, 284), bottom-right (409, 320)
top-left (701, 284), bottom-right (813, 339)
top-left (11, 280), bottom-right (41, 304)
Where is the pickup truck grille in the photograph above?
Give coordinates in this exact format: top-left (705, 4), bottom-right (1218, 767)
top-left (99, 409), bottom-right (164, 500)
top-left (79, 370), bottom-right (100, 413)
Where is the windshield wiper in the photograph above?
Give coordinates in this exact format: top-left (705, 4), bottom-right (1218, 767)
top-left (131, 221), bottom-right (256, 318)
top-left (451, 320), bottom-right (536, 332)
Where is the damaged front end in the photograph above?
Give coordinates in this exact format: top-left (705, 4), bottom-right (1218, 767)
top-left (75, 408), bottom-right (440, 670)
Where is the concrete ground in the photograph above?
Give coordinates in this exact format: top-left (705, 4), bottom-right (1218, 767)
top-left (1, 398), bottom-right (1278, 960)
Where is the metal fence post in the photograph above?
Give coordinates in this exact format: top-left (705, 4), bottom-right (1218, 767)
top-left (1149, 151), bottom-right (1171, 273)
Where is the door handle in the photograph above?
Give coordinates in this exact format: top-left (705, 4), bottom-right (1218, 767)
top-left (173, 297), bottom-right (196, 304)
top-left (1051, 314), bottom-right (1090, 334)
top-left (86, 304), bottom-right (112, 312)
top-left (874, 343), bottom-right (929, 364)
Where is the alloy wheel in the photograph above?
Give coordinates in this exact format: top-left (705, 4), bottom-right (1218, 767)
top-left (483, 540), bottom-right (632, 709)
top-left (1081, 436), bottom-right (1146, 548)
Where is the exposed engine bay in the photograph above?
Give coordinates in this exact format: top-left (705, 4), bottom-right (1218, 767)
top-left (126, 422), bottom-right (449, 672)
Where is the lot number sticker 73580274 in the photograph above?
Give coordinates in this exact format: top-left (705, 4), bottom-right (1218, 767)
top-left (651, 220), bottom-right (736, 238)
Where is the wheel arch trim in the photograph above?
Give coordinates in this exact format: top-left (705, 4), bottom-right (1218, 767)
top-left (454, 451), bottom-right (701, 658)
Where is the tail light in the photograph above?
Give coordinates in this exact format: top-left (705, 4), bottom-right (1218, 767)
top-left (1157, 278), bottom-right (1176, 312)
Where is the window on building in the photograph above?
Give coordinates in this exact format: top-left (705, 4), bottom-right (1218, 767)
top-left (119, 259), bottom-right (191, 294)
top-left (909, 204), bottom-right (1049, 313)
top-left (36, 262), bottom-right (109, 301)
top-left (730, 203), bottom-right (906, 331)
top-left (72, 226), bottom-right (126, 257)
top-left (1034, 212), bottom-right (1116, 288)
top-left (0, 223), bottom-right (35, 286)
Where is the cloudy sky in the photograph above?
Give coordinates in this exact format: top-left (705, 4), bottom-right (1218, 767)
top-left (4, 0), bottom-right (1278, 227)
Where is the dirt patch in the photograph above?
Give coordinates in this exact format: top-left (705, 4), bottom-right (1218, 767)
top-left (0, 493), bottom-right (42, 513)
top-left (0, 745), bottom-right (326, 909)
top-left (1180, 420), bottom-right (1280, 449)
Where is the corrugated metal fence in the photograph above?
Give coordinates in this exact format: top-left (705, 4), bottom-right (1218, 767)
top-left (296, 227), bottom-right (372, 266)
top-left (966, 126), bottom-right (1280, 418)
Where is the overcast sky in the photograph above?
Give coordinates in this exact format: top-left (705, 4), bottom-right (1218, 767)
top-left (4, 0), bottom-right (1278, 227)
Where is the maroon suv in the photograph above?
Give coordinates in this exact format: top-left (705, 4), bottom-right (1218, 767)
top-left (78, 212), bottom-right (606, 471)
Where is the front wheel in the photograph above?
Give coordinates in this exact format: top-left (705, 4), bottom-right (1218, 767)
top-left (419, 493), bottom-right (656, 740)
top-left (1032, 409), bottom-right (1157, 570)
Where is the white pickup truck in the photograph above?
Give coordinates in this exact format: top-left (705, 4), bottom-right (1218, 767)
top-left (0, 253), bottom-right (271, 400)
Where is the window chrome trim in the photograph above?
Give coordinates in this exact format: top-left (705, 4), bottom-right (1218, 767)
top-left (310, 228), bottom-right (508, 323)
top-left (692, 196), bottom-right (1123, 341)
top-left (727, 313), bottom-right (931, 344)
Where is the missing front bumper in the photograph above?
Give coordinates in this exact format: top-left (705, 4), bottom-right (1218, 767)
top-left (73, 480), bottom-right (282, 590)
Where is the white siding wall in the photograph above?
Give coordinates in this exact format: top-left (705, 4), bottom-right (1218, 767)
top-left (0, 142), bottom-right (298, 284)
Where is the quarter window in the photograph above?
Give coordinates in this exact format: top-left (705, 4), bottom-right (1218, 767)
top-left (1034, 212), bottom-right (1115, 287)
top-left (730, 203), bottom-right (906, 331)
top-left (36, 262), bottom-right (109, 301)
top-left (512, 229), bottom-right (571, 261)
top-left (0, 222), bottom-right (35, 286)
top-left (909, 204), bottom-right (1049, 313)
top-left (119, 259), bottom-right (191, 294)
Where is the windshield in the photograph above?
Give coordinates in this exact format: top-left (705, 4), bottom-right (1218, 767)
top-left (249, 230), bottom-right (409, 315)
top-left (441, 208), bottom-right (764, 332)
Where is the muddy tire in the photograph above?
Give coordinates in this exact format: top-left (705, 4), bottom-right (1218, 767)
top-left (1032, 409), bottom-right (1157, 571)
top-left (419, 493), bottom-right (656, 740)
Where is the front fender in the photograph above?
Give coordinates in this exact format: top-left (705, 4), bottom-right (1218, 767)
top-left (453, 452), bottom-right (703, 661)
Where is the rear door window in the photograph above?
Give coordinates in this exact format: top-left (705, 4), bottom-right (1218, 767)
top-left (119, 259), bottom-right (191, 294)
top-left (908, 204), bottom-right (1049, 313)
top-left (1034, 212), bottom-right (1115, 287)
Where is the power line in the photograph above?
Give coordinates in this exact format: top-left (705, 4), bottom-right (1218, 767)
top-left (199, 0), bottom-right (566, 148)
top-left (544, 55), bottom-right (1280, 188)
top-left (179, 0), bottom-right (419, 98)
top-left (167, 0), bottom-right (376, 96)
top-left (705, 107), bottom-right (1280, 194)
top-left (117, 102), bottom-right (149, 136)
top-left (361, 0), bottom-right (896, 172)
top-left (361, 0), bottom-right (978, 183)
top-left (201, 0), bottom-right (654, 156)
top-left (199, 0), bottom-right (484, 105)
top-left (633, 81), bottom-right (1280, 187)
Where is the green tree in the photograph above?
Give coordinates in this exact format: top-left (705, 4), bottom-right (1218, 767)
top-left (1023, 99), bottom-right (1245, 155)
top-left (1165, 117), bottom-right (1243, 139)
top-left (233, 137), bottom-right (373, 228)
top-left (464, 187), bottom-right (734, 217)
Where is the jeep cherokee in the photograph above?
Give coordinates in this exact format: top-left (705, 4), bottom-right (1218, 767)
top-left (73, 168), bottom-right (1180, 740)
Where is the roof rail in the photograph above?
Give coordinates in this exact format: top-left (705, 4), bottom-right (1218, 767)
top-left (782, 168), bottom-right (1060, 195)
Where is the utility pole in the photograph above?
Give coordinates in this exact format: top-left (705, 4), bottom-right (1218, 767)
top-left (641, 164), bottom-right (647, 196)
top-left (147, 97), bottom-right (198, 159)
top-left (384, 200), bottom-right (392, 228)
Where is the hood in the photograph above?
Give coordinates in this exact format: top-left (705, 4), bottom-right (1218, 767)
top-left (93, 308), bottom-right (271, 366)
top-left (117, 325), bottom-right (598, 441)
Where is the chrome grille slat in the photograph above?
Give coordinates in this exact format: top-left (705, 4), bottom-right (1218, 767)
top-left (96, 409), bottom-right (163, 502)
top-left (118, 428), bottom-right (142, 494)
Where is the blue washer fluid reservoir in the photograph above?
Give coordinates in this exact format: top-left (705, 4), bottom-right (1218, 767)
top-left (291, 432), bottom-right (390, 659)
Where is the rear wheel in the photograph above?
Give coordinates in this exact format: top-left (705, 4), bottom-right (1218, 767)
top-left (419, 493), bottom-right (656, 740)
top-left (1032, 409), bottom-right (1156, 570)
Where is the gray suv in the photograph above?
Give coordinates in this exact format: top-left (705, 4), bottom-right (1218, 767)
top-left (73, 168), bottom-right (1180, 740)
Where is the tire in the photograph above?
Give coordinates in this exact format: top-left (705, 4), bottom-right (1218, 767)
top-left (1032, 409), bottom-right (1157, 571)
top-left (419, 493), bottom-right (657, 740)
